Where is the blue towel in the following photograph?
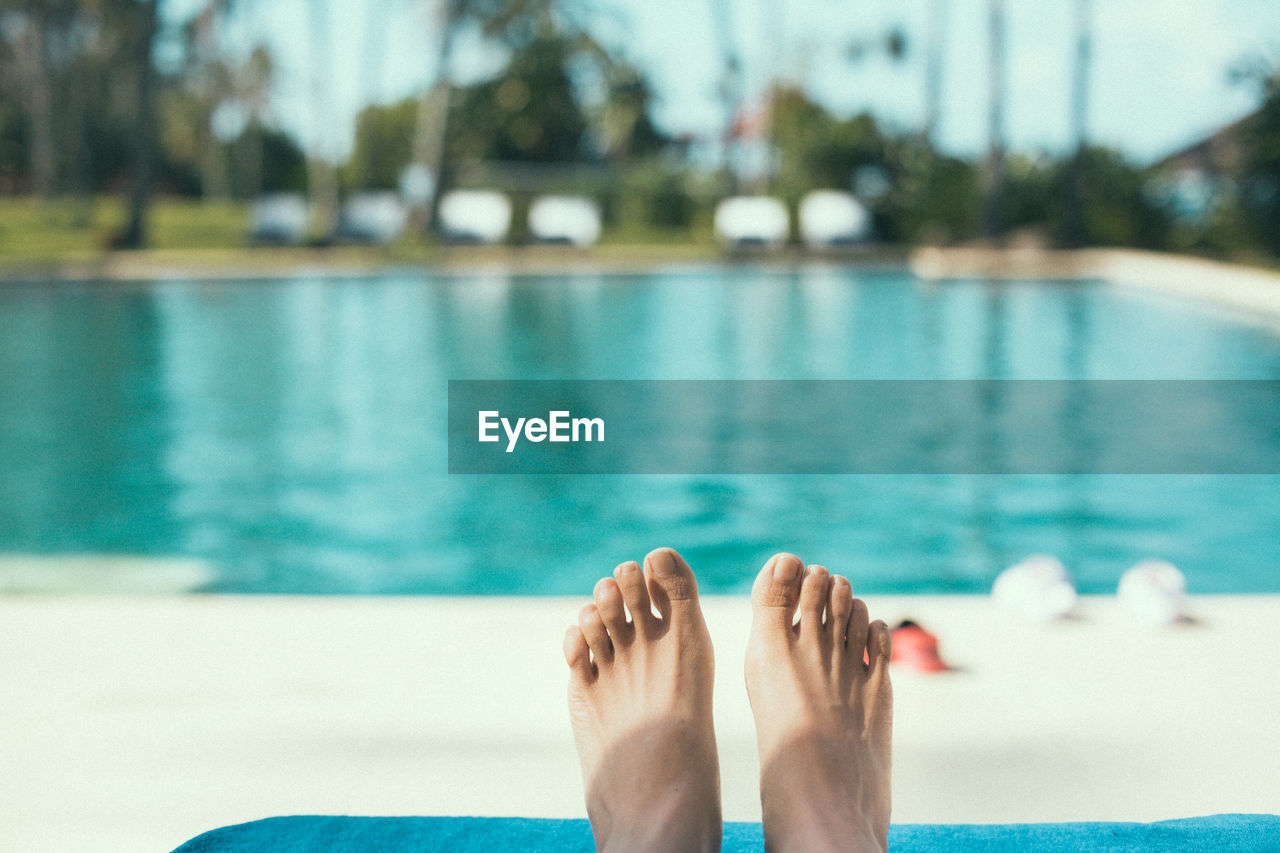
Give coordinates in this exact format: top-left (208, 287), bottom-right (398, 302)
top-left (175, 814), bottom-right (1280, 852)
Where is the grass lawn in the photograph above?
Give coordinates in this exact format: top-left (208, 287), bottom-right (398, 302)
top-left (0, 197), bottom-right (255, 261)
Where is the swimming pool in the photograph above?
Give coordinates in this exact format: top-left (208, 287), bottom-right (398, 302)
top-left (1, 266), bottom-right (1279, 594)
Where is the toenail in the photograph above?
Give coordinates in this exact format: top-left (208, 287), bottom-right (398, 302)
top-left (649, 549), bottom-right (677, 575)
top-left (807, 564), bottom-right (828, 576)
top-left (772, 555), bottom-right (802, 581)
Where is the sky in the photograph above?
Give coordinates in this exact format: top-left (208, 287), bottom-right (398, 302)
top-left (188, 0), bottom-right (1280, 165)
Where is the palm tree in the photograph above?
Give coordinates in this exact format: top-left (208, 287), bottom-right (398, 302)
top-left (304, 0), bottom-right (340, 240)
top-left (710, 0), bottom-right (743, 193)
top-left (407, 0), bottom-right (459, 229)
top-left (233, 45), bottom-right (274, 199)
top-left (923, 0), bottom-right (947, 145)
top-left (983, 0), bottom-right (1006, 240)
top-left (119, 0), bottom-right (162, 249)
top-left (3, 0), bottom-right (80, 200)
top-left (406, 0), bottom-right (596, 230)
top-left (1064, 0), bottom-right (1092, 246)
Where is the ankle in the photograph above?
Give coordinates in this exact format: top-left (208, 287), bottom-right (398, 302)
top-left (762, 793), bottom-right (885, 853)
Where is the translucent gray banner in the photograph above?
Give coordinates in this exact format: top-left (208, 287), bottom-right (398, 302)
top-left (447, 380), bottom-right (1280, 474)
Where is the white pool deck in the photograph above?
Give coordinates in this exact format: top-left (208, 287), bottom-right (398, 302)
top-left (2, 594), bottom-right (1278, 851)
top-left (910, 246), bottom-right (1280, 325)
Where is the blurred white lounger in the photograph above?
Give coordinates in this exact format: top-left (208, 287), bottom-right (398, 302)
top-left (248, 194), bottom-right (308, 245)
top-left (1118, 559), bottom-right (1188, 627)
top-left (340, 192), bottom-right (408, 245)
top-left (438, 190), bottom-right (512, 244)
top-left (799, 190), bottom-right (872, 247)
top-left (528, 195), bottom-right (601, 247)
top-left (992, 554), bottom-right (1078, 622)
top-left (713, 196), bottom-right (790, 249)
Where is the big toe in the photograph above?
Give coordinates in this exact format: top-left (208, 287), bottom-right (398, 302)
top-left (751, 553), bottom-right (804, 630)
top-left (643, 547), bottom-right (701, 623)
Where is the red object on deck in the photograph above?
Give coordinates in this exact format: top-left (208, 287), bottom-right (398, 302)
top-left (890, 622), bottom-right (951, 672)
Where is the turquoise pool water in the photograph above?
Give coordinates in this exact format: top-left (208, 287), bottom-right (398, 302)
top-left (2, 267), bottom-right (1279, 594)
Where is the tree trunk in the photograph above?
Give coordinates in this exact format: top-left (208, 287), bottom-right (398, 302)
top-left (121, 0), bottom-right (161, 249)
top-left (983, 0), bottom-right (1006, 240)
top-left (305, 0), bottom-right (339, 240)
top-left (24, 14), bottom-right (57, 199)
top-left (1064, 0), bottom-right (1092, 247)
top-left (409, 0), bottom-right (457, 232)
top-left (711, 0), bottom-right (742, 195)
top-left (923, 0), bottom-right (946, 145)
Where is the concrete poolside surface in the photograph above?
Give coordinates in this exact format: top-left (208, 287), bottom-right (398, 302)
top-left (2, 594), bottom-right (1278, 852)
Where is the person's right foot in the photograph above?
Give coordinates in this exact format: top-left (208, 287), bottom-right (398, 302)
top-left (565, 547), bottom-right (721, 853)
top-left (745, 554), bottom-right (893, 853)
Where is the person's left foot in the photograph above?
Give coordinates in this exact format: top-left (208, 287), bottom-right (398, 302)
top-left (745, 555), bottom-right (893, 853)
top-left (564, 547), bottom-right (722, 853)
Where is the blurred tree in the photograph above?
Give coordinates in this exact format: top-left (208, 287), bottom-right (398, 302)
top-left (346, 98), bottom-right (418, 190)
top-left (407, 0), bottom-right (631, 226)
top-left (1231, 58), bottom-right (1280, 256)
top-left (0, 0), bottom-right (79, 199)
top-left (984, 0), bottom-right (1006, 239)
top-left (1064, 147), bottom-right (1169, 248)
top-left (1063, 0), bottom-right (1093, 246)
top-left (923, 0), bottom-right (947, 145)
top-left (770, 84), bottom-right (887, 193)
top-left (448, 33), bottom-right (587, 162)
top-left (177, 2), bottom-right (232, 199)
top-left (117, 0), bottom-right (162, 248)
top-left (710, 0), bottom-right (742, 193)
top-left (595, 63), bottom-right (665, 162)
top-left (305, 0), bottom-right (339, 239)
top-left (994, 147), bottom-right (1169, 249)
top-left (883, 139), bottom-right (980, 244)
top-left (231, 45), bottom-right (276, 198)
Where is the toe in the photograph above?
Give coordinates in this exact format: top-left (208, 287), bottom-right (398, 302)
top-left (614, 561), bottom-right (656, 635)
top-left (828, 575), bottom-right (853, 642)
top-left (797, 564), bottom-right (830, 637)
top-left (847, 596), bottom-right (870, 665)
top-left (594, 577), bottom-right (632, 644)
top-left (866, 619), bottom-right (892, 687)
top-left (750, 553), bottom-right (805, 630)
top-left (643, 547), bottom-right (700, 624)
top-left (578, 603), bottom-right (613, 666)
top-left (563, 625), bottom-right (595, 685)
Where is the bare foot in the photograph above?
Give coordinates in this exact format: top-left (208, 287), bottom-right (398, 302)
top-left (564, 547), bottom-right (721, 853)
top-left (745, 554), bottom-right (893, 853)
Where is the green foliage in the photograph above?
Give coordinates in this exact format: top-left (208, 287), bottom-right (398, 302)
top-left (880, 141), bottom-right (981, 244)
top-left (597, 67), bottom-right (668, 162)
top-left (600, 159), bottom-right (695, 234)
top-left (345, 99), bottom-right (418, 191)
top-left (255, 129), bottom-right (308, 194)
top-left (1065, 147), bottom-right (1171, 248)
top-left (994, 148), bottom-right (1171, 248)
top-left (771, 85), bottom-right (887, 195)
top-left (1235, 63), bottom-right (1280, 255)
top-left (448, 34), bottom-right (589, 163)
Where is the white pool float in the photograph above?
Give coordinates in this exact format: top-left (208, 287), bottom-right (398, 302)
top-left (1117, 559), bottom-right (1187, 628)
top-left (992, 555), bottom-right (1078, 622)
